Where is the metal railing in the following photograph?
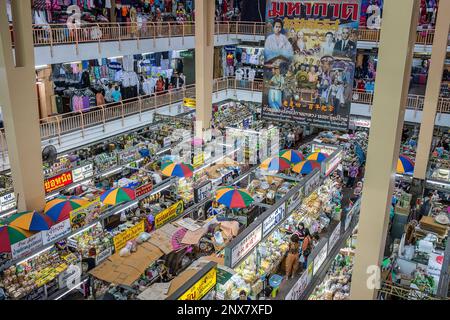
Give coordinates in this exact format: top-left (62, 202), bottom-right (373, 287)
top-left (0, 129), bottom-right (7, 160)
top-left (38, 78), bottom-right (449, 141)
top-left (11, 22), bottom-right (436, 49)
top-left (39, 83), bottom-right (197, 140)
top-left (31, 22), bottom-right (195, 48)
top-left (378, 281), bottom-right (447, 300)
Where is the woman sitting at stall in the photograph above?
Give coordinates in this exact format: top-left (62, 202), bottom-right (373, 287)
top-left (155, 76), bottom-right (166, 95)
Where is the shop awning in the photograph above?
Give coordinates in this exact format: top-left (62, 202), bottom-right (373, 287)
top-left (166, 260), bottom-right (217, 300)
top-left (89, 242), bottom-right (164, 287)
top-left (148, 223), bottom-right (180, 254)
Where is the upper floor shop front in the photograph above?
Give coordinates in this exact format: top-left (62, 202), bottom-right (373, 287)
top-left (7, 21), bottom-right (449, 65)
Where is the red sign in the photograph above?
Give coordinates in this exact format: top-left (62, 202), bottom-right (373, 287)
top-left (44, 172), bottom-right (73, 193)
top-left (135, 183), bottom-right (153, 197)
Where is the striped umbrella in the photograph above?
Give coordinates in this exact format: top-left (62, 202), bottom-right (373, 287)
top-left (397, 155), bottom-right (415, 174)
top-left (0, 225), bottom-right (34, 253)
top-left (6, 211), bottom-right (53, 232)
top-left (260, 156), bottom-right (292, 172)
top-left (161, 161), bottom-right (194, 178)
top-left (215, 186), bottom-right (254, 209)
top-left (292, 160), bottom-right (321, 175)
top-left (44, 196), bottom-right (89, 223)
top-left (279, 149), bottom-right (305, 164)
top-left (307, 152), bottom-right (329, 163)
top-left (100, 187), bottom-right (136, 206)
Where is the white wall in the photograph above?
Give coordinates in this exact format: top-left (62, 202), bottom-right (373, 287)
top-left (34, 35), bottom-right (244, 65)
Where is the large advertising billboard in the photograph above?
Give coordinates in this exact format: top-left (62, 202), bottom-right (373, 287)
top-left (262, 0), bottom-right (361, 130)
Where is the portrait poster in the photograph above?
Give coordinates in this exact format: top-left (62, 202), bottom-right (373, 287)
top-left (360, 0), bottom-right (383, 29)
top-left (263, 0), bottom-right (361, 130)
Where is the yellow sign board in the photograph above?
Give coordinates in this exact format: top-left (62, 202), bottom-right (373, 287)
top-left (192, 152), bottom-right (205, 169)
top-left (183, 98), bottom-right (196, 108)
top-left (69, 198), bottom-right (103, 230)
top-left (113, 220), bottom-right (145, 251)
top-left (155, 201), bottom-right (184, 229)
top-left (178, 267), bottom-right (217, 300)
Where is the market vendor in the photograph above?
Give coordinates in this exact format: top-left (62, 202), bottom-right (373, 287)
top-left (294, 222), bottom-right (306, 240)
top-left (236, 290), bottom-right (252, 301)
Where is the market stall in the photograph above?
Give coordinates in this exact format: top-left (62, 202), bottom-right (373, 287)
top-left (165, 261), bottom-right (217, 300)
top-left (218, 139), bottom-right (355, 300)
top-left (308, 227), bottom-right (358, 300)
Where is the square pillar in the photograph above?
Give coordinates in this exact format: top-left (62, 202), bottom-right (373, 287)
top-left (0, 0), bottom-right (46, 211)
top-left (194, 0), bottom-right (215, 135)
top-left (413, 0), bottom-right (450, 180)
top-left (350, 0), bottom-right (420, 300)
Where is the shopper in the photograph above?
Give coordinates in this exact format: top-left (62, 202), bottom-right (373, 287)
top-left (351, 181), bottom-right (363, 202)
top-left (347, 161), bottom-right (359, 188)
top-left (96, 89), bottom-right (106, 106)
top-left (156, 76), bottom-right (165, 94)
top-left (312, 233), bottom-right (320, 247)
top-left (111, 86), bottom-right (122, 102)
top-left (418, 193), bottom-right (433, 219)
top-left (105, 84), bottom-right (114, 103)
top-left (236, 290), bottom-right (252, 300)
top-left (301, 228), bottom-right (312, 269)
top-left (102, 284), bottom-right (117, 300)
top-left (285, 234), bottom-right (300, 279)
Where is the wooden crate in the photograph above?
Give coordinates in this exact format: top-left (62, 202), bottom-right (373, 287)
top-left (419, 216), bottom-right (449, 237)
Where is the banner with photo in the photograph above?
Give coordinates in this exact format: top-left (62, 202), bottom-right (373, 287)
top-left (360, 0), bottom-right (382, 29)
top-left (262, 0), bottom-right (361, 130)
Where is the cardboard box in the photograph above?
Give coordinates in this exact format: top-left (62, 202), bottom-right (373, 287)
top-left (395, 204), bottom-right (410, 215)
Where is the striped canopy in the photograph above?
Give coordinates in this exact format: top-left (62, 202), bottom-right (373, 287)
top-left (279, 149), bottom-right (305, 164)
top-left (260, 156), bottom-right (292, 172)
top-left (44, 196), bottom-right (89, 223)
top-left (292, 160), bottom-right (321, 175)
top-left (215, 187), bottom-right (254, 209)
top-left (0, 225), bottom-right (34, 252)
top-left (161, 161), bottom-right (194, 178)
top-left (397, 155), bottom-right (415, 174)
top-left (307, 152), bottom-right (329, 163)
top-left (100, 187), bottom-right (136, 206)
top-left (6, 211), bottom-right (53, 232)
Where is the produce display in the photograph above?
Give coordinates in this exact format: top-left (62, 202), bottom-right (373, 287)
top-left (309, 229), bottom-right (358, 300)
top-left (177, 178), bottom-right (194, 204)
top-left (1, 248), bottom-right (79, 299)
top-left (69, 223), bottom-right (113, 261)
top-left (231, 176), bottom-right (341, 297)
top-left (217, 273), bottom-right (252, 300)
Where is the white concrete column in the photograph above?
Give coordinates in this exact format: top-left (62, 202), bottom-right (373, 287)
top-left (350, 0), bottom-right (420, 300)
top-left (413, 0), bottom-right (450, 180)
top-left (0, 0), bottom-right (46, 211)
top-left (194, 0), bottom-right (215, 135)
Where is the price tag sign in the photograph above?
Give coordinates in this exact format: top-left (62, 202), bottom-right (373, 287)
top-left (327, 222), bottom-right (341, 253)
top-left (313, 242), bottom-right (328, 276)
top-left (262, 203), bottom-right (285, 238)
top-left (230, 224), bottom-right (262, 268)
top-left (194, 181), bottom-right (212, 203)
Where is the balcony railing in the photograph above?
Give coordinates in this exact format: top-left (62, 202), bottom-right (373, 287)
top-left (39, 83), bottom-right (197, 141)
top-left (38, 78), bottom-right (450, 141)
top-left (10, 22), bottom-right (437, 50)
top-left (1, 78), bottom-right (448, 161)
